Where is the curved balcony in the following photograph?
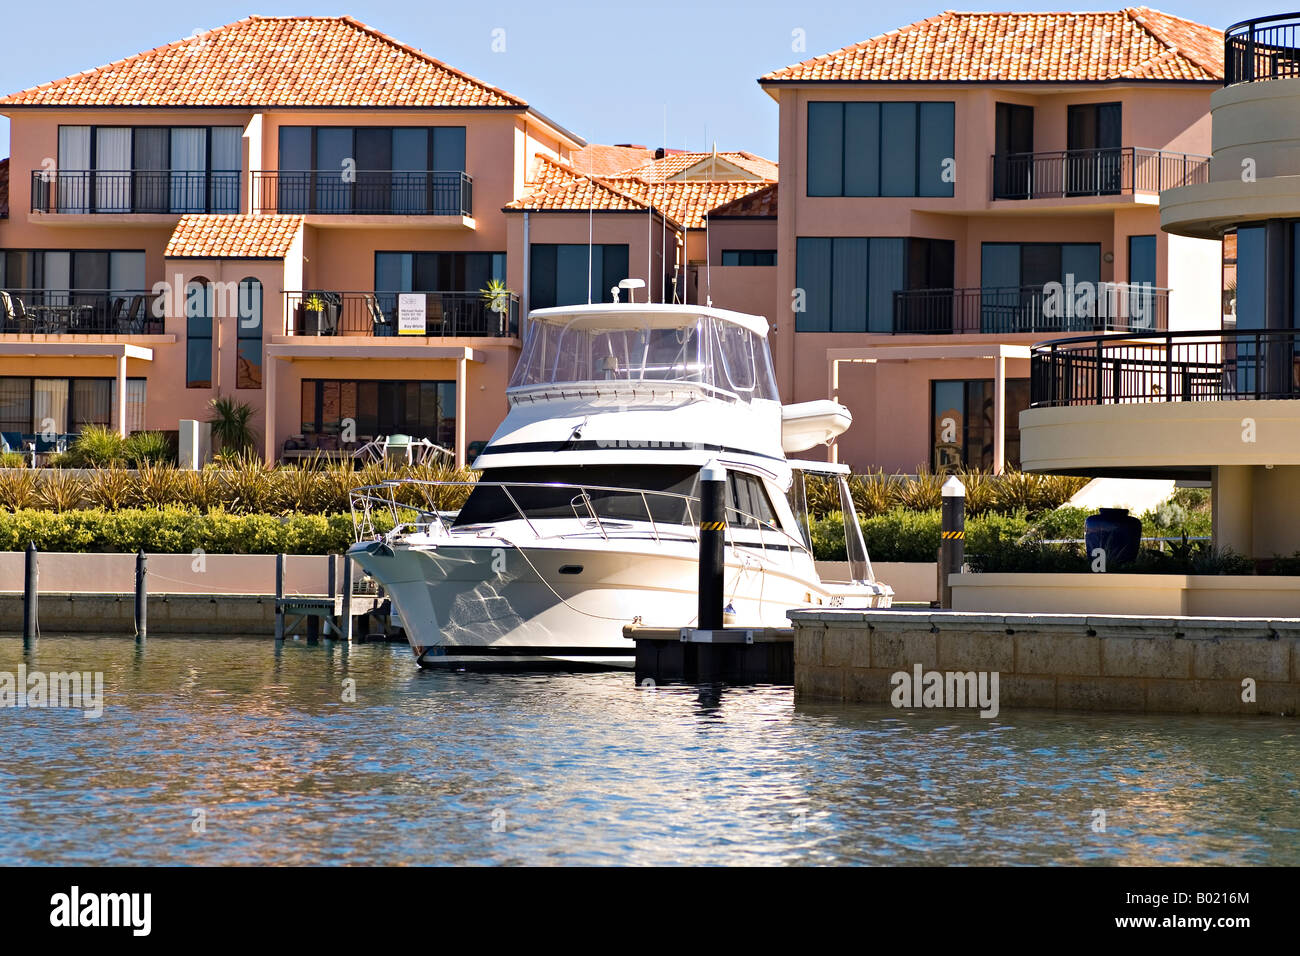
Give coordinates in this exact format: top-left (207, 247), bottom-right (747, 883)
top-left (1030, 328), bottom-right (1300, 406)
top-left (1225, 14), bottom-right (1300, 85)
top-left (1021, 328), bottom-right (1300, 478)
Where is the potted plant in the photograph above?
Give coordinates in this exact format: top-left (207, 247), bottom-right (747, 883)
top-left (480, 279), bottom-right (513, 335)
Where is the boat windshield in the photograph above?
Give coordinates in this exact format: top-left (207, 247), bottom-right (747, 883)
top-left (509, 313), bottom-right (779, 403)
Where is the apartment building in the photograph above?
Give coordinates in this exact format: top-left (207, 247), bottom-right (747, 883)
top-left (760, 8), bottom-right (1226, 472)
top-left (0, 15), bottom-right (775, 466)
top-left (1020, 11), bottom-right (1300, 577)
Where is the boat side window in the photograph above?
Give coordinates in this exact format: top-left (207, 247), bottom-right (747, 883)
top-left (454, 466), bottom-right (699, 527)
top-left (727, 473), bottom-right (778, 529)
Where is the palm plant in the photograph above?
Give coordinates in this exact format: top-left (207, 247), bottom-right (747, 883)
top-left (207, 397), bottom-right (257, 455)
top-left (481, 278), bottom-right (512, 316)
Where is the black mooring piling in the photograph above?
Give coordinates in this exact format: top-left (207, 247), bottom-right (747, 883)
top-left (22, 541), bottom-right (38, 646)
top-left (274, 552), bottom-right (285, 641)
top-left (134, 549), bottom-right (147, 640)
top-left (698, 460), bottom-right (727, 630)
top-left (939, 476), bottom-right (966, 609)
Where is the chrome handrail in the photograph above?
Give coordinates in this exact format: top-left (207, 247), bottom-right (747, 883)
top-left (348, 478), bottom-right (810, 569)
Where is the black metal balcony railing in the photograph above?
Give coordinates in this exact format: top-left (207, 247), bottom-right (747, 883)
top-left (30, 170), bottom-right (240, 214)
top-left (283, 291), bottom-right (517, 338)
top-left (893, 285), bottom-right (1170, 335)
top-left (1030, 329), bottom-right (1300, 407)
top-left (989, 147), bottom-right (1209, 200)
top-left (0, 289), bottom-right (163, 335)
top-left (1225, 14), bottom-right (1300, 84)
top-left (253, 171), bottom-right (473, 217)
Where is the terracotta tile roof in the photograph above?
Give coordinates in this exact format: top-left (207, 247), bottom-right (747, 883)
top-left (505, 155), bottom-right (658, 216)
top-left (508, 155), bottom-right (773, 228)
top-left (164, 214), bottom-right (303, 259)
top-left (569, 144), bottom-right (662, 178)
top-left (620, 151), bottom-right (778, 183)
top-left (0, 16), bottom-right (525, 108)
top-left (613, 180), bottom-right (776, 230)
top-left (707, 183), bottom-right (777, 218)
top-left (0, 159), bottom-right (8, 219)
top-left (761, 8), bottom-right (1224, 84)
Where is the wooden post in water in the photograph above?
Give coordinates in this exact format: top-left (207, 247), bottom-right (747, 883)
top-left (134, 549), bottom-right (147, 641)
top-left (341, 555), bottom-right (354, 643)
top-left (274, 553), bottom-right (285, 641)
top-left (307, 553), bottom-right (324, 643)
top-left (22, 542), bottom-right (38, 647)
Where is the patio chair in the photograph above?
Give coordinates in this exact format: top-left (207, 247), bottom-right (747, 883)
top-left (108, 296), bottom-right (128, 331)
top-left (0, 291), bottom-right (13, 331)
top-left (124, 295), bottom-right (147, 334)
top-left (366, 295), bottom-right (394, 336)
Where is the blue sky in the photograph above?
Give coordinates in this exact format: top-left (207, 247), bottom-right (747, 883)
top-left (0, 1), bottom-right (1233, 161)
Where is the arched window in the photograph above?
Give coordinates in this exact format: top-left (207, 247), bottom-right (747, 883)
top-left (185, 278), bottom-right (214, 389)
top-left (236, 278), bottom-right (263, 389)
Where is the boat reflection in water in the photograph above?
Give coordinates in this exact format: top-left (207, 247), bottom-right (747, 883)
top-left (349, 299), bottom-right (891, 669)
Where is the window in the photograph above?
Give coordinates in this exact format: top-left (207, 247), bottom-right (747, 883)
top-left (721, 250), bottom-right (776, 266)
top-left (0, 377), bottom-right (146, 435)
top-left (186, 279), bottom-right (213, 389)
top-left (55, 125), bottom-right (240, 213)
top-left (807, 101), bottom-right (954, 198)
top-left (980, 242), bottom-right (1101, 332)
top-left (727, 472), bottom-right (779, 529)
top-left (931, 379), bottom-right (1030, 471)
top-left (300, 379), bottom-right (456, 449)
top-left (374, 252), bottom-right (506, 292)
top-left (237, 278), bottom-right (263, 390)
top-left (456, 465), bottom-right (699, 527)
top-left (1066, 103), bottom-right (1122, 195)
top-left (529, 244), bottom-right (630, 309)
top-left (277, 126), bottom-right (466, 214)
top-left (1, 249), bottom-right (145, 292)
top-left (795, 237), bottom-right (953, 332)
top-left (1128, 235), bottom-right (1156, 287)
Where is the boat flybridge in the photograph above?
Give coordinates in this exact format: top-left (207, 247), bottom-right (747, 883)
top-left (348, 300), bottom-right (892, 669)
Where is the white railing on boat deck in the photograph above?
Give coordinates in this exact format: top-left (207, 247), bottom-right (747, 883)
top-left (348, 479), bottom-right (811, 571)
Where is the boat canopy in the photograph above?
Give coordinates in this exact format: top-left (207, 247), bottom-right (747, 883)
top-left (509, 304), bottom-right (779, 403)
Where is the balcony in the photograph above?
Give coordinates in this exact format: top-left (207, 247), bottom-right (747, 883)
top-left (252, 171), bottom-right (472, 218)
top-left (0, 289), bottom-right (164, 335)
top-left (989, 147), bottom-right (1209, 201)
top-left (30, 170), bottom-right (240, 215)
top-left (1030, 328), bottom-right (1300, 406)
top-left (1225, 14), bottom-right (1300, 84)
top-left (283, 291), bottom-right (517, 338)
top-left (893, 285), bottom-right (1169, 335)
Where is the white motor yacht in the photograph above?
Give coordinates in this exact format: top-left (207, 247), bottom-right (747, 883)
top-left (348, 301), bottom-right (891, 668)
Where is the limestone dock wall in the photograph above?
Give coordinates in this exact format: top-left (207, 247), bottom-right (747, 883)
top-left (789, 610), bottom-right (1299, 716)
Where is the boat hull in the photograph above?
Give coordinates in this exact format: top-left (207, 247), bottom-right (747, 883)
top-left (349, 537), bottom-right (885, 667)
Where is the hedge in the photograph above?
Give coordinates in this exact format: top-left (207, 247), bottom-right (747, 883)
top-left (0, 508), bottom-right (365, 555)
top-left (811, 505), bottom-right (1214, 566)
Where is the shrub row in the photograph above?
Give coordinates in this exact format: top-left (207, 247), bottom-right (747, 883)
top-left (804, 468), bottom-right (1092, 518)
top-left (0, 459), bottom-right (476, 515)
top-left (0, 508), bottom-right (370, 555)
top-left (811, 505), bottom-right (1214, 565)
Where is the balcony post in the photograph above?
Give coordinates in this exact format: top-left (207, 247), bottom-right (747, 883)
top-left (115, 351), bottom-right (128, 438)
top-left (264, 352), bottom-right (277, 463)
top-left (993, 351), bottom-right (1006, 474)
top-left (455, 352), bottom-right (468, 469)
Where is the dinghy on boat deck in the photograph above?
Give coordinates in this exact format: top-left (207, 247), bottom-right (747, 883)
top-left (781, 400), bottom-right (852, 453)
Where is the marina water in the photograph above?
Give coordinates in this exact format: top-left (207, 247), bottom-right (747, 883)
top-left (1, 635), bottom-right (1297, 866)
